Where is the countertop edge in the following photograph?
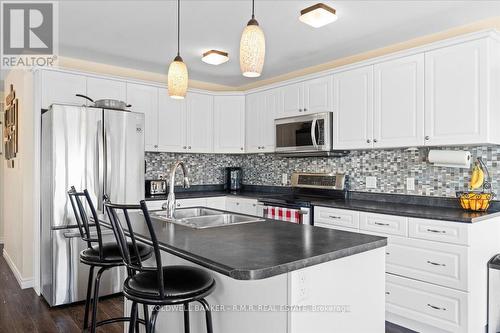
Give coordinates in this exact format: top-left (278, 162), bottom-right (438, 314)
top-left (228, 238), bottom-right (388, 280)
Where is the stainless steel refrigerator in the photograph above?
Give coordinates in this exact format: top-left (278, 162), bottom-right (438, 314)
top-left (41, 104), bottom-right (145, 306)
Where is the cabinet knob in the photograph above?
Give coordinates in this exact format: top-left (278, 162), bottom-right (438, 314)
top-left (236, 202), bottom-right (240, 205)
top-left (188, 146), bottom-right (192, 149)
top-left (240, 147), bottom-right (244, 150)
top-left (176, 203), bottom-right (181, 207)
top-left (154, 145), bottom-right (158, 148)
top-left (425, 136), bottom-right (430, 141)
top-left (366, 139), bottom-right (371, 143)
top-left (303, 108), bottom-right (307, 112)
top-left (373, 139), bottom-right (378, 143)
top-left (183, 146), bottom-right (187, 149)
top-left (299, 108), bottom-right (303, 112)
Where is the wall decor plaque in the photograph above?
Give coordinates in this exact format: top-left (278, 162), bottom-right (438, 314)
top-left (4, 84), bottom-right (18, 168)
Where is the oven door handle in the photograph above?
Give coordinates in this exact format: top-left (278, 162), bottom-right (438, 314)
top-left (311, 117), bottom-right (318, 149)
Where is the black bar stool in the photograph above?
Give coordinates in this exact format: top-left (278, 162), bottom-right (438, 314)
top-left (104, 199), bottom-right (216, 333)
top-left (68, 187), bottom-right (153, 333)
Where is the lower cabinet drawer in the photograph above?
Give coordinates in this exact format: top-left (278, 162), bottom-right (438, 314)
top-left (409, 218), bottom-right (470, 246)
top-left (386, 237), bottom-right (468, 291)
top-left (314, 206), bottom-right (360, 229)
top-left (386, 274), bottom-right (468, 333)
top-left (360, 212), bottom-right (408, 236)
top-left (145, 200), bottom-right (166, 211)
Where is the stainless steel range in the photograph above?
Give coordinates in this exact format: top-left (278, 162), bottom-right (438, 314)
top-left (257, 172), bottom-right (348, 225)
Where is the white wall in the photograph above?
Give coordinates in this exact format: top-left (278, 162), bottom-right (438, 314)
top-left (0, 90), bottom-right (4, 244)
top-left (2, 71), bottom-right (35, 288)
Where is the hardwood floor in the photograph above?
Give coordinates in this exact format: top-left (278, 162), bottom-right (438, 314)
top-left (0, 245), bottom-right (415, 333)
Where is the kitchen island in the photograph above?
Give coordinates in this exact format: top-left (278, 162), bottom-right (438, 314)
top-left (99, 208), bottom-right (387, 333)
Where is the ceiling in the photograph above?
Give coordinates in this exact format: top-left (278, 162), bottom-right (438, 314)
top-left (2, 1), bottom-right (500, 89)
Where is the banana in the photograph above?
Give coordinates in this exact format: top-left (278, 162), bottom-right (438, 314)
top-left (469, 164), bottom-right (485, 190)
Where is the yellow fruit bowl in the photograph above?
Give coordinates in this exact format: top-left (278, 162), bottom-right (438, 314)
top-left (457, 192), bottom-right (494, 212)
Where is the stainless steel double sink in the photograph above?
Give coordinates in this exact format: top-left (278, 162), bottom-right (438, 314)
top-left (149, 207), bottom-right (264, 229)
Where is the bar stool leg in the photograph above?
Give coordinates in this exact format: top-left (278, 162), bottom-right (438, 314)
top-left (129, 302), bottom-right (138, 333)
top-left (83, 265), bottom-right (95, 330)
top-left (183, 303), bottom-right (190, 333)
top-left (90, 266), bottom-right (107, 333)
top-left (149, 306), bottom-right (161, 332)
top-left (198, 299), bottom-right (213, 333)
top-left (143, 304), bottom-right (151, 333)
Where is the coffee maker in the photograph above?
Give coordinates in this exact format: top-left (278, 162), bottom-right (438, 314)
top-left (225, 167), bottom-right (242, 193)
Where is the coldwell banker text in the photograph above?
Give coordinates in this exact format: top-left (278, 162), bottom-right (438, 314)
top-left (1, 1), bottom-right (58, 68)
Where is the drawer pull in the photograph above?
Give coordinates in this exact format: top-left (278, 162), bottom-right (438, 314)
top-left (374, 222), bottom-right (390, 226)
top-left (427, 303), bottom-right (446, 311)
top-left (386, 252), bottom-right (390, 255)
top-left (328, 215), bottom-right (341, 219)
top-left (427, 228), bottom-right (446, 234)
top-left (427, 260), bottom-right (446, 267)
top-left (385, 291), bottom-right (390, 295)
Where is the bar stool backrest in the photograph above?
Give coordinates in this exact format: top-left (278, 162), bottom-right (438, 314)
top-left (104, 199), bottom-right (165, 298)
top-left (67, 186), bottom-right (105, 260)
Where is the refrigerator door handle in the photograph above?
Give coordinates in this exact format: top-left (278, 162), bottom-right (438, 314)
top-left (97, 120), bottom-right (104, 211)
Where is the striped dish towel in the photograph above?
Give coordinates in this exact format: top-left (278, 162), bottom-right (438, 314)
top-left (264, 206), bottom-right (302, 224)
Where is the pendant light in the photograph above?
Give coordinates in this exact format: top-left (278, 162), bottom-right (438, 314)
top-left (239, 0), bottom-right (265, 78)
top-left (168, 0), bottom-right (188, 99)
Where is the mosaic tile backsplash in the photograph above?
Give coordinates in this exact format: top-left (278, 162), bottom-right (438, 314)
top-left (145, 146), bottom-right (500, 198)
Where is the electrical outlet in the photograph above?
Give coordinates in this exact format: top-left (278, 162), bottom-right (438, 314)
top-left (297, 272), bottom-right (307, 301)
top-left (282, 173), bottom-right (288, 186)
top-left (366, 176), bottom-right (377, 189)
top-left (406, 177), bottom-right (415, 191)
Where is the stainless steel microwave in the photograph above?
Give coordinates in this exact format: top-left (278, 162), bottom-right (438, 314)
top-left (275, 112), bottom-right (338, 156)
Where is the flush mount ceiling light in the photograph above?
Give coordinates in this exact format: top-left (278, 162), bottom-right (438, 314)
top-left (239, 0), bottom-right (266, 78)
top-left (168, 0), bottom-right (188, 99)
top-left (202, 50), bottom-right (229, 65)
top-left (299, 3), bottom-right (337, 28)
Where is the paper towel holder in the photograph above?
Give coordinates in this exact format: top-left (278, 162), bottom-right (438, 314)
top-left (427, 149), bottom-right (472, 168)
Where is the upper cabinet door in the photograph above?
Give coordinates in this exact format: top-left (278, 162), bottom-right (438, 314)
top-left (245, 93), bottom-right (263, 153)
top-left (304, 76), bottom-right (333, 113)
top-left (157, 88), bottom-right (186, 153)
top-left (213, 96), bottom-right (245, 153)
top-left (41, 70), bottom-right (87, 109)
top-left (262, 89), bottom-right (279, 151)
top-left (424, 39), bottom-right (488, 146)
top-left (373, 54), bottom-right (424, 148)
top-left (333, 66), bottom-right (374, 150)
top-left (281, 82), bottom-right (304, 116)
top-left (186, 93), bottom-right (213, 153)
top-left (86, 77), bottom-right (126, 102)
top-left (126, 83), bottom-right (159, 151)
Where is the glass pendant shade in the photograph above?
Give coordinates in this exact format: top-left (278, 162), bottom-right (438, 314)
top-left (168, 55), bottom-right (188, 99)
top-left (240, 19), bottom-right (266, 78)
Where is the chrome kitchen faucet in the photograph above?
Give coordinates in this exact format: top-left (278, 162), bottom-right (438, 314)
top-left (162, 160), bottom-right (190, 218)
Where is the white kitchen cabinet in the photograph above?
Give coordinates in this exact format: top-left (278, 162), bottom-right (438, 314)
top-left (245, 90), bottom-right (278, 153)
top-left (41, 70), bottom-right (87, 109)
top-left (176, 198), bottom-right (207, 208)
top-left (126, 83), bottom-right (159, 151)
top-left (186, 92), bottom-right (214, 153)
top-left (86, 77), bottom-right (126, 102)
top-left (158, 88), bottom-right (186, 152)
top-left (333, 66), bottom-right (374, 150)
top-left (281, 82), bottom-right (303, 116)
top-left (424, 38), bottom-right (493, 146)
top-left (226, 197), bottom-right (259, 216)
top-left (205, 197), bottom-right (227, 210)
top-left (373, 54), bottom-right (424, 148)
top-left (303, 76), bottom-right (333, 114)
top-left (279, 76), bottom-right (332, 117)
top-left (213, 96), bottom-right (245, 153)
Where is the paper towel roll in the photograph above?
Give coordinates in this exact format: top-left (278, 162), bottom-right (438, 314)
top-left (428, 150), bottom-right (471, 168)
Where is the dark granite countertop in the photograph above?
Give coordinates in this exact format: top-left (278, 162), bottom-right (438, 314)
top-left (311, 198), bottom-right (500, 223)
top-left (146, 190), bottom-right (278, 201)
top-left (98, 212), bottom-right (386, 280)
top-left (147, 186), bottom-right (500, 223)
